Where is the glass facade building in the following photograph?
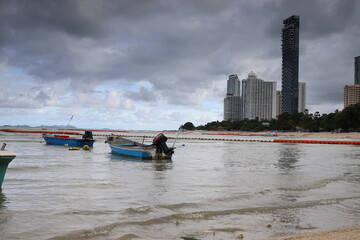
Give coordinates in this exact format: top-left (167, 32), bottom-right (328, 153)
top-left (226, 74), bottom-right (240, 96)
top-left (224, 74), bottom-right (242, 121)
top-left (355, 56), bottom-right (360, 85)
top-left (281, 15), bottom-right (300, 114)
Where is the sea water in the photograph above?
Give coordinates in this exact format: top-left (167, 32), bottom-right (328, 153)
top-left (0, 131), bottom-right (360, 240)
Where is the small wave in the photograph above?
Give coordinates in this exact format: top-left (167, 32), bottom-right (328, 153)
top-left (157, 202), bottom-right (199, 210)
top-left (183, 177), bottom-right (350, 206)
top-left (117, 234), bottom-right (140, 240)
top-left (124, 206), bottom-right (154, 215)
top-left (48, 195), bottom-right (360, 240)
top-left (276, 177), bottom-right (345, 192)
top-left (116, 203), bottom-right (199, 216)
top-left (7, 166), bottom-right (44, 172)
top-left (62, 210), bottom-right (117, 216)
top-left (48, 227), bottom-right (111, 240)
top-left (169, 195), bottom-right (360, 221)
top-left (3, 178), bottom-right (45, 183)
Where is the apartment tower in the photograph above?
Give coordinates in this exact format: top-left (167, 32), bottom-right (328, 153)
top-left (344, 56), bottom-right (360, 108)
top-left (344, 85), bottom-right (360, 108)
top-left (224, 74), bottom-right (242, 121)
top-left (241, 71), bottom-right (277, 120)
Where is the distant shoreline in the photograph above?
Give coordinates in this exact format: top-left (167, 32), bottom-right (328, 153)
top-left (1, 127), bottom-right (360, 140)
top-left (196, 130), bottom-right (360, 139)
top-left (261, 224), bottom-right (360, 240)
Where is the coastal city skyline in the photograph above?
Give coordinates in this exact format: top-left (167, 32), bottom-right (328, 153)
top-left (1, 1), bottom-right (360, 130)
top-left (224, 15), bottom-right (305, 122)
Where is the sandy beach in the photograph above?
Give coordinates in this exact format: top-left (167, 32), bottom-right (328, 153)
top-left (275, 131), bottom-right (360, 140)
top-left (262, 225), bottom-right (360, 240)
top-left (198, 131), bottom-right (360, 140)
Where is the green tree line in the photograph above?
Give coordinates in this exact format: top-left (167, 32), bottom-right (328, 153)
top-left (182, 102), bottom-right (360, 132)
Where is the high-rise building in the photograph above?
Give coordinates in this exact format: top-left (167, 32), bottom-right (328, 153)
top-left (224, 74), bottom-right (242, 121)
top-left (344, 85), bottom-right (360, 108)
top-left (298, 82), bottom-right (306, 112)
top-left (276, 85), bottom-right (305, 116)
top-left (281, 15), bottom-right (300, 114)
top-left (276, 91), bottom-right (282, 117)
top-left (355, 56), bottom-right (360, 85)
top-left (241, 71), bottom-right (277, 120)
top-left (224, 96), bottom-right (242, 121)
top-left (227, 74), bottom-right (240, 96)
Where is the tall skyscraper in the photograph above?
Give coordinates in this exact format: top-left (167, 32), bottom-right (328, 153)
top-left (241, 71), bottom-right (277, 120)
top-left (281, 15), bottom-right (300, 114)
top-left (227, 74), bottom-right (240, 96)
top-left (298, 82), bottom-right (306, 112)
top-left (355, 56), bottom-right (360, 85)
top-left (224, 74), bottom-right (242, 121)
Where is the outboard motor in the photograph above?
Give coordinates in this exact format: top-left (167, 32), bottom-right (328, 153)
top-left (153, 133), bottom-right (174, 157)
top-left (82, 131), bottom-right (93, 140)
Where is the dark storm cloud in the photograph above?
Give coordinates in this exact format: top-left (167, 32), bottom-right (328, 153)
top-left (0, 0), bottom-right (106, 41)
top-left (263, 0), bottom-right (359, 39)
top-left (0, 0), bottom-right (261, 78)
top-left (0, 0), bottom-right (359, 110)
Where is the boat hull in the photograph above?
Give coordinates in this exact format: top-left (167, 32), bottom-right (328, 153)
top-left (43, 136), bottom-right (95, 147)
top-left (106, 135), bottom-right (173, 160)
top-left (0, 150), bottom-right (16, 189)
top-left (109, 144), bottom-right (158, 159)
top-left (109, 143), bottom-right (172, 160)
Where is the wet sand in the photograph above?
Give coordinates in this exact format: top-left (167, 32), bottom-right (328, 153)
top-left (262, 225), bottom-right (360, 240)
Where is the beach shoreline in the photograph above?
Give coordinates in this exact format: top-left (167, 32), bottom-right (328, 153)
top-left (261, 224), bottom-right (360, 240)
top-left (273, 131), bottom-right (360, 139)
top-left (196, 130), bottom-right (360, 140)
top-left (1, 127), bottom-right (360, 140)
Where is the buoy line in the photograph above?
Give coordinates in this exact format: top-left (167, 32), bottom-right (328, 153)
top-left (96, 134), bottom-right (360, 145)
top-left (2, 129), bottom-right (359, 145)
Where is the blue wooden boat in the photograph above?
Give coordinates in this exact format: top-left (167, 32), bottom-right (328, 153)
top-left (0, 143), bottom-right (16, 191)
top-left (106, 133), bottom-right (174, 159)
top-left (43, 131), bottom-right (95, 147)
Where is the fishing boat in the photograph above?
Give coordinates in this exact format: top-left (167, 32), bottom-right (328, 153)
top-left (43, 131), bottom-right (95, 147)
top-left (0, 143), bottom-right (16, 190)
top-left (106, 133), bottom-right (174, 159)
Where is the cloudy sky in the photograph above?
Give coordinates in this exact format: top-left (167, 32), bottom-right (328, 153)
top-left (1, 0), bottom-right (359, 130)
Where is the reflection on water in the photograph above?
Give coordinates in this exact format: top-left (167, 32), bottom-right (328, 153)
top-left (272, 144), bottom-right (303, 237)
top-left (109, 152), bottom-right (149, 162)
top-left (0, 192), bottom-right (9, 226)
top-left (152, 159), bottom-right (173, 171)
top-left (0, 192), bottom-right (5, 208)
top-left (344, 149), bottom-right (360, 184)
top-left (276, 144), bottom-right (301, 170)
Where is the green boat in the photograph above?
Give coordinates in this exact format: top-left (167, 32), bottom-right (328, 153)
top-left (0, 143), bottom-right (16, 191)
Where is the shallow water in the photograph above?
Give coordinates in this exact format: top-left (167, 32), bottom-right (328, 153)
top-left (1, 131), bottom-right (360, 240)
